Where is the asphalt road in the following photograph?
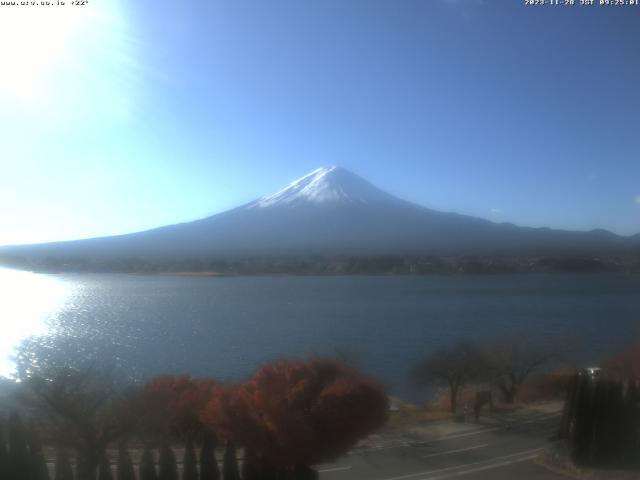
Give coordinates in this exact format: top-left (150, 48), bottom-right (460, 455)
top-left (318, 409), bottom-right (569, 480)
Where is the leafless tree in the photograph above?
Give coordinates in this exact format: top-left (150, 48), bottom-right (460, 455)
top-left (413, 341), bottom-right (487, 413)
top-left (483, 340), bottom-right (558, 403)
top-left (19, 365), bottom-right (148, 480)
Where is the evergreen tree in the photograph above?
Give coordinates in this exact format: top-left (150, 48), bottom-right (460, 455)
top-left (240, 450), bottom-right (260, 480)
top-left (98, 451), bottom-right (114, 480)
top-left (0, 420), bottom-right (9, 480)
top-left (8, 412), bottom-right (32, 480)
top-left (139, 446), bottom-right (157, 480)
top-left (258, 459), bottom-right (278, 480)
top-left (76, 452), bottom-right (99, 480)
top-left (558, 374), bottom-right (578, 440)
top-left (222, 442), bottom-right (239, 480)
top-left (158, 444), bottom-right (178, 480)
top-left (182, 438), bottom-right (198, 480)
top-left (115, 443), bottom-right (135, 480)
top-left (199, 433), bottom-right (219, 480)
top-left (570, 373), bottom-right (595, 463)
top-left (624, 380), bottom-right (640, 466)
top-left (27, 420), bottom-right (50, 480)
top-left (590, 379), bottom-right (608, 464)
top-left (54, 449), bottom-right (74, 480)
top-left (607, 381), bottom-right (625, 465)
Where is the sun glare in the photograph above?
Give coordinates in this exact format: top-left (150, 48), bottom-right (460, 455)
top-left (0, 268), bottom-right (73, 377)
top-left (0, 5), bottom-right (94, 100)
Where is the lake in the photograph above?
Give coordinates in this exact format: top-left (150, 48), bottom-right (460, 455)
top-left (1, 267), bottom-right (638, 400)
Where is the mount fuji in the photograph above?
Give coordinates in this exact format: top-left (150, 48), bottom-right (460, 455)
top-left (1, 166), bottom-right (638, 269)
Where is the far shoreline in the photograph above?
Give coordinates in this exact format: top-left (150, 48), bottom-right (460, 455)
top-left (2, 256), bottom-right (639, 277)
top-left (7, 269), bottom-right (639, 278)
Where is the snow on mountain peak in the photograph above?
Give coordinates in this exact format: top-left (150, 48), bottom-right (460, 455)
top-left (248, 166), bottom-right (395, 208)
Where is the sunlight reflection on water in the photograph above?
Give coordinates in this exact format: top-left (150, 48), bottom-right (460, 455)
top-left (0, 269), bottom-right (637, 399)
top-left (0, 267), bottom-right (74, 377)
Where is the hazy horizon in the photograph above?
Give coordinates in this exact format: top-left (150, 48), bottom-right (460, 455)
top-left (2, 1), bottom-right (639, 246)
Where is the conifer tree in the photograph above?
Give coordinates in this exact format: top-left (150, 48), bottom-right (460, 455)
top-left (240, 450), bottom-right (260, 480)
top-left (0, 420), bottom-right (9, 480)
top-left (8, 412), bottom-right (32, 480)
top-left (54, 449), bottom-right (74, 480)
top-left (182, 438), bottom-right (198, 480)
top-left (158, 444), bottom-right (178, 480)
top-left (558, 374), bottom-right (578, 440)
top-left (27, 420), bottom-right (50, 480)
top-left (222, 442), bottom-right (240, 480)
top-left (77, 453), bottom-right (100, 480)
top-left (98, 450), bottom-right (114, 480)
top-left (570, 373), bottom-right (594, 463)
top-left (115, 443), bottom-right (135, 480)
top-left (590, 379), bottom-right (608, 464)
top-left (607, 381), bottom-right (625, 465)
top-left (199, 433), bottom-right (219, 480)
top-left (139, 446), bottom-right (157, 480)
top-left (624, 380), bottom-right (640, 466)
top-left (258, 459), bottom-right (278, 480)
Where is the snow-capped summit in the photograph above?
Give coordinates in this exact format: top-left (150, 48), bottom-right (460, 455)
top-left (2, 166), bottom-right (636, 266)
top-left (248, 166), bottom-right (396, 208)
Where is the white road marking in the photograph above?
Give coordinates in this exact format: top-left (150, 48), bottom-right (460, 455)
top-left (422, 444), bottom-right (488, 458)
top-left (318, 466), bottom-right (353, 473)
top-left (381, 447), bottom-right (544, 480)
top-left (351, 443), bottom-right (410, 454)
top-left (425, 453), bottom-right (541, 479)
top-left (353, 427), bottom-right (500, 454)
top-left (349, 412), bottom-right (560, 454)
top-left (516, 414), bottom-right (561, 425)
top-left (427, 427), bottom-right (500, 441)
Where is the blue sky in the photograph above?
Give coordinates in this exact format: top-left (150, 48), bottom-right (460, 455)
top-left (1, 0), bottom-right (639, 246)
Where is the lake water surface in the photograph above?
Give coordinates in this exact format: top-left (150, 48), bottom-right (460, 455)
top-left (1, 268), bottom-right (638, 399)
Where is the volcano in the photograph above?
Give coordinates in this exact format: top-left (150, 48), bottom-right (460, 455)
top-left (1, 166), bottom-right (638, 267)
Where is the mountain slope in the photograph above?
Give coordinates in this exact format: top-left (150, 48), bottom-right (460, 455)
top-left (1, 167), bottom-right (638, 265)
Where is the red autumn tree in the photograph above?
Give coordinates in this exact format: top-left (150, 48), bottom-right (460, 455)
top-left (144, 375), bottom-right (217, 439)
top-left (201, 359), bottom-right (388, 469)
top-left (199, 385), bottom-right (256, 446)
top-left (602, 341), bottom-right (640, 380)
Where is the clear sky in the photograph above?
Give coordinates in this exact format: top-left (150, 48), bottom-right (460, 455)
top-left (1, 0), bottom-right (639, 246)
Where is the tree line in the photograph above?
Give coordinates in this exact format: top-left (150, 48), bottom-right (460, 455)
top-left (413, 338), bottom-right (560, 413)
top-left (3, 252), bottom-right (638, 275)
top-left (558, 340), bottom-right (640, 468)
top-left (559, 373), bottom-right (639, 467)
top-left (0, 358), bottom-right (389, 480)
top-left (0, 414), bottom-right (222, 480)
